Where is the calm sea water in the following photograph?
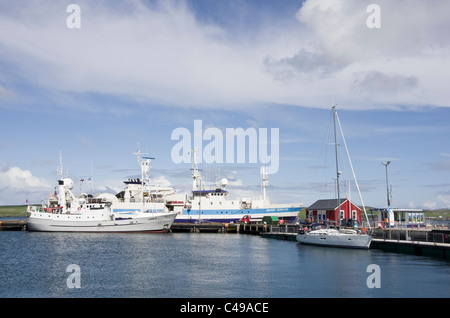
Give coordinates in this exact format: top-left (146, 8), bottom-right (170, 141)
top-left (0, 229), bottom-right (449, 298)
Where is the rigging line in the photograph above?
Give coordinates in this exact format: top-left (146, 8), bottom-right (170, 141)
top-left (335, 111), bottom-right (371, 230)
top-left (320, 116), bottom-right (333, 199)
top-left (307, 110), bottom-right (333, 202)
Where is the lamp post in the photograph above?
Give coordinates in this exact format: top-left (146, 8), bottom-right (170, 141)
top-left (382, 161), bottom-right (391, 206)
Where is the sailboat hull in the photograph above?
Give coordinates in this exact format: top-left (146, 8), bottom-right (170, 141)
top-left (296, 230), bottom-right (372, 249)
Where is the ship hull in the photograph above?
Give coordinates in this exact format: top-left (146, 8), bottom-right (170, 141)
top-left (174, 206), bottom-right (301, 223)
top-left (296, 230), bottom-right (372, 249)
top-left (27, 211), bottom-right (177, 233)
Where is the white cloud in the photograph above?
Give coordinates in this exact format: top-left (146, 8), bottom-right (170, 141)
top-left (151, 176), bottom-right (172, 187)
top-left (422, 200), bottom-right (437, 210)
top-left (0, 165), bottom-right (51, 205)
top-left (437, 194), bottom-right (450, 208)
top-left (0, 0), bottom-right (449, 111)
top-left (0, 0), bottom-right (273, 108)
top-left (351, 71), bottom-right (418, 98)
top-left (92, 178), bottom-right (123, 195)
top-left (266, 0), bottom-right (450, 108)
top-left (0, 165), bottom-right (50, 189)
top-left (421, 193), bottom-right (450, 210)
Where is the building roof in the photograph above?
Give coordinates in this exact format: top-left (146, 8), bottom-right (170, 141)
top-left (307, 198), bottom-right (360, 211)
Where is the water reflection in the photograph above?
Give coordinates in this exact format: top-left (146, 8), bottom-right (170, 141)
top-left (0, 231), bottom-right (449, 298)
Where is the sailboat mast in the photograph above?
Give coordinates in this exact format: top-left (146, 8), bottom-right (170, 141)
top-left (335, 111), bottom-right (372, 230)
top-left (333, 106), bottom-right (341, 222)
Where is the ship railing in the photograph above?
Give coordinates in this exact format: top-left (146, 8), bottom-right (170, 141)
top-left (269, 225), bottom-right (299, 235)
top-left (28, 205), bottom-right (65, 214)
top-left (145, 208), bottom-right (166, 213)
top-left (373, 220), bottom-right (427, 229)
top-left (372, 228), bottom-right (446, 244)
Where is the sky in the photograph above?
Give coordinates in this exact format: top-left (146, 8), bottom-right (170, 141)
top-left (0, 0), bottom-right (449, 210)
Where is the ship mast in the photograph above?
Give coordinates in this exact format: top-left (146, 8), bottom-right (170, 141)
top-left (134, 145), bottom-right (154, 211)
top-left (261, 166), bottom-right (268, 201)
top-left (332, 106), bottom-right (341, 226)
top-left (191, 147), bottom-right (203, 191)
top-left (57, 150), bottom-right (64, 180)
top-left (134, 146), bottom-right (154, 186)
top-left (190, 148), bottom-right (204, 223)
top-left (57, 150), bottom-right (67, 213)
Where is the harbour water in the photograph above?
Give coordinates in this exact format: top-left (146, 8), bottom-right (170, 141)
top-left (1, 228), bottom-right (449, 299)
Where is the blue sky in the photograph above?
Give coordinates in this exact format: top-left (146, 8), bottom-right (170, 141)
top-left (1, 0), bottom-right (449, 209)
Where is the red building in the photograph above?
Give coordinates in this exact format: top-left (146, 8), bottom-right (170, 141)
top-left (306, 198), bottom-right (362, 224)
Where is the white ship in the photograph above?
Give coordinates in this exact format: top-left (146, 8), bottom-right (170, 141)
top-left (26, 153), bottom-right (177, 233)
top-left (296, 106), bottom-right (372, 249)
top-left (95, 148), bottom-right (185, 217)
top-left (175, 148), bottom-right (303, 223)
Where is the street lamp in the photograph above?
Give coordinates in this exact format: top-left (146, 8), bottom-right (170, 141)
top-left (381, 161), bottom-right (391, 206)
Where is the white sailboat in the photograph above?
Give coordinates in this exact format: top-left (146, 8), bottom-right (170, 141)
top-left (296, 225), bottom-right (371, 249)
top-left (296, 106), bottom-right (372, 249)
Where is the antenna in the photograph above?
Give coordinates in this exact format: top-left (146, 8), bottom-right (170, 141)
top-left (90, 160), bottom-right (94, 194)
top-left (190, 147), bottom-right (203, 191)
top-left (134, 144), bottom-right (154, 185)
top-left (57, 150), bottom-right (64, 180)
top-left (261, 166), bottom-right (268, 201)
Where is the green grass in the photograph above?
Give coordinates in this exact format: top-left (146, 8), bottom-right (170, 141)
top-left (0, 205), bottom-right (28, 217)
top-left (424, 209), bottom-right (450, 219)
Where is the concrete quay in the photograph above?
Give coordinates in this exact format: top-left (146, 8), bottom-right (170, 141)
top-left (0, 220), bottom-right (27, 231)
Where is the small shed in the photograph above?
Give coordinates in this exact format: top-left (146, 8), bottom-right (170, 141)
top-left (262, 216), bottom-right (279, 225)
top-left (306, 198), bottom-right (362, 224)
